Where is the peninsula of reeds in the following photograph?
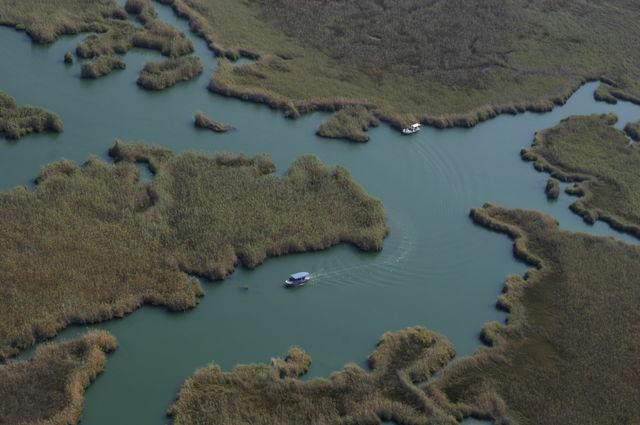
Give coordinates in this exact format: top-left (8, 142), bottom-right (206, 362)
top-left (168, 326), bottom-right (458, 425)
top-left (137, 56), bottom-right (203, 90)
top-left (194, 112), bottom-right (231, 133)
top-left (0, 92), bottom-right (63, 140)
top-left (433, 204), bottom-right (640, 424)
top-left (521, 113), bottom-right (640, 236)
top-left (316, 106), bottom-right (379, 142)
top-left (624, 119), bottom-right (640, 141)
top-left (159, 0), bottom-right (640, 127)
top-left (0, 331), bottom-right (117, 425)
top-left (80, 55), bottom-right (126, 79)
top-left (0, 141), bottom-right (387, 359)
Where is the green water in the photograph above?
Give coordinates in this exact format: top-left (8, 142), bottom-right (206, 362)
top-left (1, 3), bottom-right (639, 424)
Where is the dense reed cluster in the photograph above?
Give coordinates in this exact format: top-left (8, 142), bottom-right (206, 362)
top-left (545, 178), bottom-right (560, 200)
top-left (316, 106), bottom-right (379, 142)
top-left (521, 113), bottom-right (640, 236)
top-left (0, 0), bottom-right (194, 79)
top-left (137, 56), bottom-right (203, 90)
top-left (434, 204), bottom-right (640, 424)
top-left (0, 91), bottom-right (63, 140)
top-left (194, 112), bottom-right (231, 133)
top-left (158, 0), bottom-right (640, 126)
top-left (0, 331), bottom-right (116, 425)
top-left (80, 54), bottom-right (126, 79)
top-left (168, 326), bottom-right (458, 425)
top-left (0, 141), bottom-right (387, 359)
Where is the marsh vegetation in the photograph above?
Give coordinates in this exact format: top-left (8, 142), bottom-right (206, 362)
top-left (0, 141), bottom-right (387, 359)
top-left (0, 91), bottom-right (63, 140)
top-left (316, 106), bottom-right (379, 143)
top-left (137, 56), bottom-right (203, 90)
top-left (160, 0), bottom-right (640, 126)
top-left (80, 54), bottom-right (126, 79)
top-left (624, 120), bottom-right (640, 141)
top-left (0, 331), bottom-right (116, 425)
top-left (435, 205), bottom-right (640, 424)
top-left (169, 327), bottom-right (458, 425)
top-left (194, 112), bottom-right (231, 133)
top-left (522, 113), bottom-right (640, 236)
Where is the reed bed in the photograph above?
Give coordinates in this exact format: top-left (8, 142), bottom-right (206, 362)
top-left (159, 0), bottom-right (640, 127)
top-left (316, 106), bottom-right (379, 143)
top-left (0, 91), bottom-right (63, 140)
top-left (168, 326), bottom-right (458, 425)
top-left (0, 141), bottom-right (387, 359)
top-left (194, 111), bottom-right (231, 133)
top-left (545, 178), bottom-right (560, 200)
top-left (0, 330), bottom-right (117, 425)
top-left (521, 113), bottom-right (640, 237)
top-left (434, 204), bottom-right (640, 424)
top-left (137, 56), bottom-right (203, 90)
top-left (80, 54), bottom-right (126, 79)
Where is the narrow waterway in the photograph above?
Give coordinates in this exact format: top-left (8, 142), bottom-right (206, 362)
top-left (1, 2), bottom-right (639, 424)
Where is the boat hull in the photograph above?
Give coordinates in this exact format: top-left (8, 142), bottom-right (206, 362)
top-left (284, 276), bottom-right (310, 287)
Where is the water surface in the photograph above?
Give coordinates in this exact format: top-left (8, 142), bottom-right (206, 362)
top-left (1, 3), bottom-right (639, 424)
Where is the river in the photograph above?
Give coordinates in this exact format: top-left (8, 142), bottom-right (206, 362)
top-left (1, 2), bottom-right (639, 424)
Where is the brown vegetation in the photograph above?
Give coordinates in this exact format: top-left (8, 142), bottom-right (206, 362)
top-left (433, 204), bottom-right (640, 424)
top-left (194, 111), bottom-right (231, 133)
top-left (0, 91), bottom-right (63, 140)
top-left (80, 54), bottom-right (126, 79)
top-left (0, 141), bottom-right (387, 359)
top-left (159, 0), bottom-right (640, 127)
top-left (137, 56), bottom-right (203, 90)
top-left (64, 51), bottom-right (73, 64)
top-left (168, 327), bottom-right (458, 425)
top-left (0, 330), bottom-right (117, 425)
top-left (521, 113), bottom-right (640, 237)
top-left (316, 106), bottom-right (379, 143)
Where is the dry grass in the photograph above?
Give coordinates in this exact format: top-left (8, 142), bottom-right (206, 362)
top-left (316, 106), bottom-right (379, 143)
top-left (80, 54), bottom-right (126, 79)
top-left (521, 113), bottom-right (640, 237)
top-left (64, 51), bottom-right (73, 64)
top-left (137, 56), bottom-right (203, 90)
top-left (0, 91), bottom-right (63, 140)
top-left (168, 326), bottom-right (458, 425)
top-left (433, 204), bottom-right (640, 425)
top-left (194, 111), bottom-right (231, 133)
top-left (0, 140), bottom-right (387, 359)
top-left (160, 0), bottom-right (640, 127)
top-left (0, 330), bottom-right (117, 425)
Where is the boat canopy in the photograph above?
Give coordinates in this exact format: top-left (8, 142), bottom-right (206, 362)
top-left (290, 272), bottom-right (310, 280)
top-left (410, 123), bottom-right (421, 129)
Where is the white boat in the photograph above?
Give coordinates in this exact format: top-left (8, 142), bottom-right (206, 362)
top-left (402, 123), bottom-right (421, 135)
top-left (284, 272), bottom-right (310, 287)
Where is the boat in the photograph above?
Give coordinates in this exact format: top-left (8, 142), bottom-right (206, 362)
top-left (401, 123), bottom-right (421, 135)
top-left (284, 272), bottom-right (310, 287)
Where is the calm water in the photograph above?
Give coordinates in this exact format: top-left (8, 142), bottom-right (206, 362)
top-left (1, 3), bottom-right (639, 424)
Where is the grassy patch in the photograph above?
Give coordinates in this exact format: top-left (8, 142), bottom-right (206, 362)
top-left (521, 113), bottom-right (640, 237)
top-left (194, 112), bottom-right (231, 133)
top-left (435, 204), bottom-right (640, 424)
top-left (168, 326), bottom-right (458, 425)
top-left (316, 106), bottom-right (379, 143)
top-left (545, 178), bottom-right (560, 200)
top-left (80, 54), bottom-right (126, 79)
top-left (160, 0), bottom-right (640, 126)
top-left (0, 330), bottom-right (116, 425)
top-left (624, 120), bottom-right (640, 141)
top-left (0, 91), bottom-right (63, 140)
top-left (137, 56), bottom-right (203, 90)
top-left (0, 141), bottom-right (387, 359)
